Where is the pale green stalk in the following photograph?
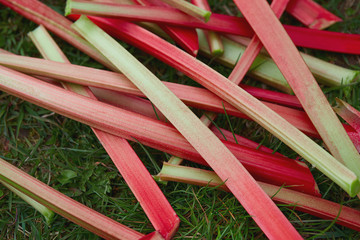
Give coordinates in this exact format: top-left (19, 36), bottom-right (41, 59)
top-left (0, 180), bottom-right (54, 225)
top-left (199, 32), bottom-right (359, 93)
top-left (159, 0), bottom-right (211, 22)
top-left (72, 15), bottom-right (303, 239)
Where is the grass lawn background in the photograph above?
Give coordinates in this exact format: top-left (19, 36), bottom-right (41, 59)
top-left (0, 0), bottom-right (360, 239)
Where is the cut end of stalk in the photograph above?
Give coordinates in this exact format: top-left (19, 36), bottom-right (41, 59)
top-left (211, 48), bottom-right (224, 56)
top-left (349, 179), bottom-right (360, 197)
top-left (65, 0), bottom-right (73, 16)
top-left (203, 11), bottom-right (211, 22)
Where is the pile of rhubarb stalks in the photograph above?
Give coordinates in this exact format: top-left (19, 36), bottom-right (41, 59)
top-left (0, 0), bottom-right (360, 239)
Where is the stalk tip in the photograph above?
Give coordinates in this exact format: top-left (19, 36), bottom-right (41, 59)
top-left (65, 0), bottom-right (73, 16)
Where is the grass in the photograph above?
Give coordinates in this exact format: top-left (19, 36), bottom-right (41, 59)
top-left (0, 0), bottom-right (359, 239)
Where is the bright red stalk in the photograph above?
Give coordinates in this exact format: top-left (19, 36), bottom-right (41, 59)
top-left (286, 0), bottom-right (342, 29)
top-left (65, 2), bottom-right (360, 54)
top-left (0, 65), bottom-right (319, 196)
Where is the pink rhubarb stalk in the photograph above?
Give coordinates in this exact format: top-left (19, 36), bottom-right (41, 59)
top-left (191, 0), bottom-right (223, 55)
top-left (232, 0), bottom-right (360, 178)
top-left (158, 163), bottom-right (360, 232)
top-left (0, 158), bottom-right (144, 239)
top-left (286, 0), bottom-right (342, 29)
top-left (230, 0), bottom-right (289, 85)
top-left (28, 25), bottom-right (179, 239)
top-left (334, 99), bottom-right (360, 153)
top-left (72, 16), bottom-right (303, 239)
top-left (64, 2), bottom-right (360, 54)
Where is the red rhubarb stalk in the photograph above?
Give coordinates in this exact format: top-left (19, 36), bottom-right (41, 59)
top-left (28, 25), bottom-right (179, 239)
top-left (334, 99), bottom-right (360, 132)
top-left (286, 0), bottom-right (342, 29)
top-left (73, 16), bottom-right (304, 239)
top-left (64, 2), bottom-right (360, 54)
top-left (158, 163), bottom-right (360, 232)
top-left (232, 0), bottom-right (360, 178)
top-left (0, 158), bottom-right (144, 240)
top-left (230, 0), bottom-right (289, 85)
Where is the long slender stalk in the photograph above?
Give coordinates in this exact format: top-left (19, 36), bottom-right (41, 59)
top-left (158, 0), bottom-right (211, 22)
top-left (191, 0), bottom-right (223, 55)
top-left (0, 180), bottom-right (55, 225)
top-left (72, 16), bottom-right (305, 239)
top-left (28, 25), bottom-right (179, 240)
top-left (64, 2), bottom-right (360, 54)
top-left (1, 54), bottom-right (357, 140)
top-left (233, 0), bottom-right (360, 178)
top-left (230, 0), bottom-right (289, 85)
top-left (0, 158), bottom-right (144, 239)
top-left (286, 0), bottom-right (342, 29)
top-left (158, 163), bottom-right (360, 232)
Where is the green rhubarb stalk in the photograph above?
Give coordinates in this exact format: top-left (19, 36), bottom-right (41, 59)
top-left (233, 0), bottom-right (360, 178)
top-left (158, 163), bottom-right (360, 231)
top-left (72, 15), bottom-right (302, 239)
top-left (0, 180), bottom-right (55, 225)
top-left (201, 33), bottom-right (359, 92)
top-left (191, 0), bottom-right (223, 56)
top-left (0, 158), bottom-right (144, 239)
top-left (28, 25), bottom-right (179, 239)
top-left (159, 0), bottom-right (211, 22)
top-left (334, 98), bottom-right (360, 132)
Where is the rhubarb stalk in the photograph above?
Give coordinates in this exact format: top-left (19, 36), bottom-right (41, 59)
top-left (191, 0), bottom-right (223, 55)
top-left (28, 25), bottom-right (179, 240)
top-left (159, 0), bottom-right (211, 22)
top-left (232, 0), bottom-right (360, 179)
top-left (0, 180), bottom-right (55, 225)
top-left (286, 0), bottom-right (342, 29)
